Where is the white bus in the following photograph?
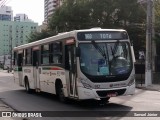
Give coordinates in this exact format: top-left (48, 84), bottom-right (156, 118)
top-left (13, 28), bottom-right (135, 102)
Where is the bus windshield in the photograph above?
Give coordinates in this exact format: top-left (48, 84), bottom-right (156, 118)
top-left (79, 42), bottom-right (132, 76)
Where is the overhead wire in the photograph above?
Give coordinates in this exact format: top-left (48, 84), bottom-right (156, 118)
top-left (5, 0), bottom-right (11, 5)
top-left (0, 0), bottom-right (7, 7)
top-left (0, 0), bottom-right (8, 7)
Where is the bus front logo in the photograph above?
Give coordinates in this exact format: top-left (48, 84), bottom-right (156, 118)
top-left (110, 84), bottom-right (113, 87)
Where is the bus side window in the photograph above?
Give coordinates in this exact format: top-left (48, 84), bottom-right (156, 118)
top-left (50, 42), bottom-right (62, 64)
top-left (41, 44), bottom-right (49, 64)
top-left (25, 49), bottom-right (32, 65)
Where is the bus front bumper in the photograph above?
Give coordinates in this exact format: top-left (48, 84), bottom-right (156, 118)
top-left (77, 83), bottom-right (135, 100)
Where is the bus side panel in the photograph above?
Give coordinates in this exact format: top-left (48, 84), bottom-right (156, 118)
top-left (39, 67), bottom-right (48, 93)
top-left (39, 66), bottom-right (68, 96)
top-left (45, 68), bottom-right (55, 94)
top-left (123, 69), bottom-right (135, 95)
top-left (23, 66), bottom-right (34, 89)
top-left (59, 70), bottom-right (68, 97)
top-left (124, 83), bottom-right (135, 95)
top-left (47, 69), bottom-right (66, 95)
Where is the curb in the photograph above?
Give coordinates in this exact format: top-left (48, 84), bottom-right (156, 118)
top-left (136, 85), bottom-right (160, 92)
top-left (0, 99), bottom-right (28, 120)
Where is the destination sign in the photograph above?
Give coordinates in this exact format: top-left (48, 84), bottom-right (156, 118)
top-left (77, 31), bottom-right (128, 41)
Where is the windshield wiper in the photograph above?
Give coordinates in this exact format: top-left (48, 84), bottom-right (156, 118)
top-left (110, 40), bottom-right (120, 59)
top-left (91, 40), bottom-right (106, 59)
top-left (91, 41), bottom-right (111, 75)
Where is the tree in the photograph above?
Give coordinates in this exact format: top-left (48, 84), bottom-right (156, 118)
top-left (155, 0), bottom-right (160, 33)
top-left (154, 0), bottom-right (160, 55)
top-left (27, 29), bottom-right (53, 43)
top-left (25, 0), bottom-right (146, 57)
top-left (49, 0), bottom-right (145, 30)
top-left (48, 0), bottom-right (92, 33)
top-left (48, 0), bottom-right (146, 57)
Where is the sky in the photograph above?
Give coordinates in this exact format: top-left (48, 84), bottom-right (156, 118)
top-left (6, 0), bottom-right (44, 25)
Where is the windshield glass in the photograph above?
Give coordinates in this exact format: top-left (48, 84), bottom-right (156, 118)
top-left (79, 42), bottom-right (132, 76)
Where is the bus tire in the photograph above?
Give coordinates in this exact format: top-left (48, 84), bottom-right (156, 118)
top-left (56, 82), bottom-right (66, 103)
top-left (25, 78), bottom-right (31, 93)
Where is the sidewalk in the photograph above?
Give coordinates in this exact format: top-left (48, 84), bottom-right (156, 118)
top-left (136, 84), bottom-right (160, 91)
top-left (0, 71), bottom-right (25, 120)
top-left (135, 72), bottom-right (160, 91)
top-left (0, 69), bottom-right (13, 74)
top-left (0, 100), bottom-right (17, 120)
top-left (0, 69), bottom-right (7, 72)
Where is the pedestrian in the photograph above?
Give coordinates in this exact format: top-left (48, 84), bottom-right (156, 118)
top-left (7, 66), bottom-right (9, 73)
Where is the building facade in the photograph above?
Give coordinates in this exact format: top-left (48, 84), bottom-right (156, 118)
top-left (14, 14), bottom-right (32, 22)
top-left (0, 21), bottom-right (38, 68)
top-left (0, 6), bottom-right (13, 21)
top-left (44, 0), bottom-right (64, 23)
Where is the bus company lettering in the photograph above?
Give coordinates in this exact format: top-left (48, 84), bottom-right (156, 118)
top-left (24, 69), bottom-right (31, 73)
top-left (110, 83), bottom-right (126, 88)
top-left (61, 72), bottom-right (65, 75)
top-left (42, 72), bottom-right (50, 75)
top-left (50, 72), bottom-right (56, 76)
top-left (57, 71), bottom-right (61, 76)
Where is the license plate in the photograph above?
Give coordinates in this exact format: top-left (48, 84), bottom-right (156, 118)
top-left (107, 93), bottom-right (117, 97)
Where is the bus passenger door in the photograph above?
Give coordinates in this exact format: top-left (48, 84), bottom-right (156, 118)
top-left (17, 53), bottom-right (23, 86)
top-left (65, 45), bottom-right (77, 98)
top-left (33, 50), bottom-right (40, 90)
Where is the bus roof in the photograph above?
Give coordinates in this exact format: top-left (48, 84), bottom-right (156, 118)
top-left (13, 28), bottom-right (126, 51)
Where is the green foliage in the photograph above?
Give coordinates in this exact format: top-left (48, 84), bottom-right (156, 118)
top-left (154, 0), bottom-right (160, 55)
top-left (30, 0), bottom-right (149, 56)
top-left (115, 0), bottom-right (145, 24)
top-left (155, 0), bottom-right (160, 33)
top-left (47, 0), bottom-right (146, 57)
top-left (154, 33), bottom-right (160, 55)
top-left (48, 0), bottom-right (92, 33)
top-left (26, 0), bottom-right (160, 58)
top-left (49, 0), bottom-right (145, 30)
top-left (27, 30), bottom-right (53, 43)
top-left (127, 25), bottom-right (146, 59)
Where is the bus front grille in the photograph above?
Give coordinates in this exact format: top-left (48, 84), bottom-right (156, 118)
top-left (96, 89), bottom-right (126, 97)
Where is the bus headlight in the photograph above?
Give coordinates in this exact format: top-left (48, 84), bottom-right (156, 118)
top-left (128, 76), bottom-right (135, 86)
top-left (81, 79), bottom-right (92, 89)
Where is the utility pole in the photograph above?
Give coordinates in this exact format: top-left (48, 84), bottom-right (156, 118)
top-left (10, 37), bottom-right (12, 72)
top-left (3, 52), bottom-right (5, 70)
top-left (145, 0), bottom-right (153, 87)
top-left (9, 25), bottom-right (12, 72)
top-left (151, 0), bottom-right (156, 72)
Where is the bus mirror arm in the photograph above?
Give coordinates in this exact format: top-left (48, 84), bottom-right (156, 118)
top-left (76, 47), bottom-right (81, 57)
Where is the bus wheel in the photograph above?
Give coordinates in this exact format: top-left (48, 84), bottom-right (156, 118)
top-left (25, 79), bottom-right (31, 93)
top-left (57, 83), bottom-right (66, 102)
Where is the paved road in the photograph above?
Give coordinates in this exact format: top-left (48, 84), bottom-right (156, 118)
top-left (0, 71), bottom-right (160, 120)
